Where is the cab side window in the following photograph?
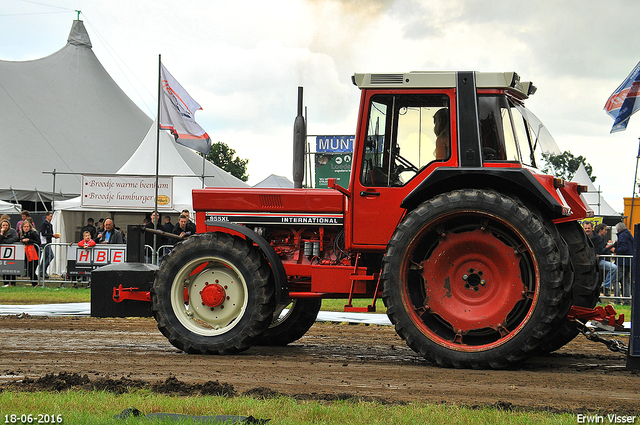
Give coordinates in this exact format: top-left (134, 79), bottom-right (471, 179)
top-left (361, 94), bottom-right (450, 187)
top-left (478, 95), bottom-right (520, 162)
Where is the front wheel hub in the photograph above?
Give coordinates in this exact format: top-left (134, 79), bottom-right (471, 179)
top-left (200, 283), bottom-right (227, 308)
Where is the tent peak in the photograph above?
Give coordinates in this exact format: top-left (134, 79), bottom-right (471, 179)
top-left (67, 20), bottom-right (92, 48)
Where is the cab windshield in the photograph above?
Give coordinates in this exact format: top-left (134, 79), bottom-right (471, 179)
top-left (511, 102), bottom-right (561, 169)
top-left (477, 95), bottom-right (561, 167)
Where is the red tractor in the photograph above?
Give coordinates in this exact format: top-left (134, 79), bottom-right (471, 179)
top-left (151, 71), bottom-right (599, 368)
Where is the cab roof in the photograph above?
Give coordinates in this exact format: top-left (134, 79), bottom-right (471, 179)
top-left (352, 71), bottom-right (536, 99)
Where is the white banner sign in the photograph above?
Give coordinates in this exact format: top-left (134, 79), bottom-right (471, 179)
top-left (81, 176), bottom-right (173, 209)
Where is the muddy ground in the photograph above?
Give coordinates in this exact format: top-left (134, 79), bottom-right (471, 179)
top-left (0, 315), bottom-right (638, 414)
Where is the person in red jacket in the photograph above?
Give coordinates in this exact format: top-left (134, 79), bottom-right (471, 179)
top-left (78, 231), bottom-right (96, 249)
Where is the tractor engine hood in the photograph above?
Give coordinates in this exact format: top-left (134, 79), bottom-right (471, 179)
top-left (193, 188), bottom-right (345, 217)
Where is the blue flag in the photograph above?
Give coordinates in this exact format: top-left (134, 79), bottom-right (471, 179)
top-left (604, 61), bottom-right (640, 133)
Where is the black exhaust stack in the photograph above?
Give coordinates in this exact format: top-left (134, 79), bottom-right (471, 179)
top-left (293, 86), bottom-right (306, 189)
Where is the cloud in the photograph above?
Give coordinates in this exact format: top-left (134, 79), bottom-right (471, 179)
top-left (2, 0), bottom-right (639, 210)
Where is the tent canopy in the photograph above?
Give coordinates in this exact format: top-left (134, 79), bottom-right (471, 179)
top-left (51, 124), bottom-right (250, 276)
top-left (0, 200), bottom-right (22, 214)
top-left (253, 174), bottom-right (294, 188)
top-left (0, 20), bottom-right (152, 202)
top-left (570, 163), bottom-right (620, 217)
top-left (56, 122), bottom-right (249, 214)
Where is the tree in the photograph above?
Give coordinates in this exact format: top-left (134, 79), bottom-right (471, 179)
top-left (203, 141), bottom-right (249, 182)
top-left (540, 151), bottom-right (596, 182)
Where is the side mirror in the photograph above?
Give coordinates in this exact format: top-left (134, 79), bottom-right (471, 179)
top-left (327, 178), bottom-right (350, 197)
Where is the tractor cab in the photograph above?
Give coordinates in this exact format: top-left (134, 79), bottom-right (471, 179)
top-left (347, 71), bottom-right (578, 249)
top-left (351, 71), bottom-right (561, 187)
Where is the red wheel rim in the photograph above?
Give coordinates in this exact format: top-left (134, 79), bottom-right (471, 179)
top-left (403, 212), bottom-right (539, 351)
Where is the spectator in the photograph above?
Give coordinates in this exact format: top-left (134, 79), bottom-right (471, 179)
top-left (0, 219), bottom-right (19, 287)
top-left (20, 220), bottom-right (40, 285)
top-left (95, 218), bottom-right (124, 244)
top-left (145, 211), bottom-right (165, 263)
top-left (16, 210), bottom-right (30, 234)
top-left (612, 222), bottom-right (634, 303)
top-left (81, 218), bottom-right (97, 241)
top-left (172, 214), bottom-right (193, 239)
top-left (181, 209), bottom-right (197, 235)
top-left (585, 222), bottom-right (618, 295)
top-left (78, 231), bottom-right (96, 249)
top-left (40, 211), bottom-right (60, 279)
top-left (96, 218), bottom-right (105, 236)
top-left (163, 215), bottom-right (174, 234)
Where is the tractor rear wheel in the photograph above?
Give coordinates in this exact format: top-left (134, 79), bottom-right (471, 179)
top-left (256, 298), bottom-right (322, 346)
top-left (381, 189), bottom-right (565, 369)
top-left (152, 232), bottom-right (275, 354)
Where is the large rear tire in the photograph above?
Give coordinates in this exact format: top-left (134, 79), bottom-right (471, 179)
top-left (152, 232), bottom-right (275, 354)
top-left (256, 298), bottom-right (322, 346)
top-left (381, 189), bottom-right (565, 369)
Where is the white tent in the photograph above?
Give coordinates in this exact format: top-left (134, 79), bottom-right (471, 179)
top-left (50, 124), bottom-right (249, 276)
top-left (0, 200), bottom-right (22, 215)
top-left (52, 122), bottom-right (249, 234)
top-left (570, 163), bottom-right (620, 217)
top-left (0, 20), bottom-right (152, 203)
top-left (253, 174), bottom-right (294, 188)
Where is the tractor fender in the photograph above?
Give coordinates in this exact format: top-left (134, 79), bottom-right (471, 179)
top-left (401, 167), bottom-right (565, 217)
top-left (203, 221), bottom-right (289, 304)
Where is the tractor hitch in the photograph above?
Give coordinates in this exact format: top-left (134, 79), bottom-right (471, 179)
top-left (567, 304), bottom-right (625, 332)
top-left (112, 284), bottom-right (151, 303)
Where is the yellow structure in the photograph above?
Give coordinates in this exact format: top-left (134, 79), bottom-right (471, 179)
top-left (623, 197), bottom-right (640, 236)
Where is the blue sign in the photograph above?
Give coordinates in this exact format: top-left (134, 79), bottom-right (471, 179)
top-left (316, 136), bottom-right (354, 153)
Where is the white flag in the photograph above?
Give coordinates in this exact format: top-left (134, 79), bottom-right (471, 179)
top-left (159, 64), bottom-right (211, 155)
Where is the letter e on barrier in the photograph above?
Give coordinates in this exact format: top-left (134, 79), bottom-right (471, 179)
top-left (111, 249), bottom-right (124, 263)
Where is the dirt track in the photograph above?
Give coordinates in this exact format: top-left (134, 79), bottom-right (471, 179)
top-left (0, 315), bottom-right (638, 414)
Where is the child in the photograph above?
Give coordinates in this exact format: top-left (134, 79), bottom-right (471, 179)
top-left (20, 220), bottom-right (40, 285)
top-left (78, 231), bottom-right (96, 249)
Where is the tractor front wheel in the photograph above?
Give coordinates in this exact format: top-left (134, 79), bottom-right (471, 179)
top-left (381, 189), bottom-right (565, 369)
top-left (152, 232), bottom-right (275, 354)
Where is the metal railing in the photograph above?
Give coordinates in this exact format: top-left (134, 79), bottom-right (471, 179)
top-left (144, 244), bottom-right (174, 265)
top-left (0, 243), bottom-right (42, 287)
top-left (25, 243), bottom-right (174, 287)
top-left (597, 254), bottom-right (633, 304)
top-left (37, 242), bottom-right (72, 287)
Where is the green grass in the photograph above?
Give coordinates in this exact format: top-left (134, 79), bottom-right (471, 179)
top-left (0, 284), bottom-right (632, 319)
top-left (597, 301), bottom-right (631, 320)
top-left (0, 283), bottom-right (90, 304)
top-left (320, 298), bottom-right (387, 314)
top-left (0, 284), bottom-right (388, 313)
top-left (0, 389), bottom-right (579, 425)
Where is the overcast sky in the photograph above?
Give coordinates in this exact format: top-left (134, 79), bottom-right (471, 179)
top-left (2, 0), bottom-right (639, 213)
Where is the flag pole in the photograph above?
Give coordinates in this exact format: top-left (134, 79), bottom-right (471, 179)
top-left (629, 138), bottom-right (640, 230)
top-left (153, 54), bottom-right (161, 265)
top-left (201, 154), bottom-right (206, 188)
